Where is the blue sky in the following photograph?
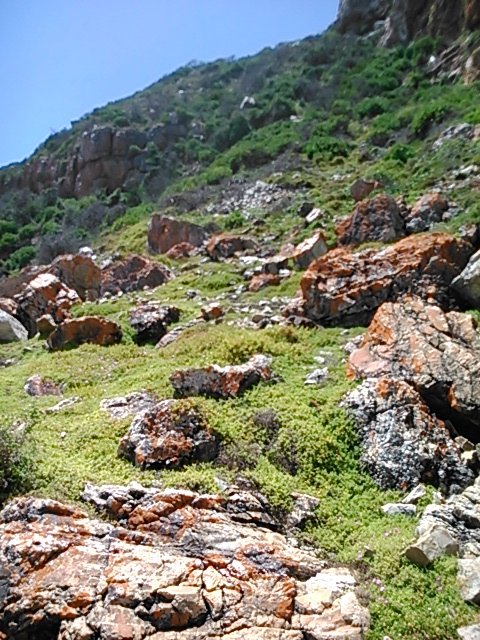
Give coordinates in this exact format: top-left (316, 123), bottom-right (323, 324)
top-left (0, 1), bottom-right (338, 168)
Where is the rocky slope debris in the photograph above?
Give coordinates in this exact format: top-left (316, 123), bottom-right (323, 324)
top-left (289, 232), bottom-right (473, 326)
top-left (206, 233), bottom-right (260, 261)
top-left (348, 296), bottom-right (480, 441)
top-left (336, 193), bottom-right (406, 245)
top-left (118, 400), bottom-right (218, 468)
top-left (46, 316), bottom-right (123, 351)
top-left (170, 354), bottom-right (276, 399)
top-left (49, 253), bottom-right (101, 301)
top-left (0, 486), bottom-right (370, 640)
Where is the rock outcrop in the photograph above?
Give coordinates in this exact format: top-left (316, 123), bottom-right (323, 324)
top-left (337, 0), bottom-right (479, 45)
top-left (14, 273), bottom-right (80, 337)
top-left (24, 374), bottom-right (63, 397)
top-left (348, 296), bottom-right (480, 440)
top-left (46, 316), bottom-right (123, 350)
top-left (170, 355), bottom-right (276, 399)
top-left (336, 194), bottom-right (406, 245)
top-left (50, 253), bottom-right (101, 301)
top-left (148, 215), bottom-right (208, 255)
top-left (343, 377), bottom-right (473, 492)
top-left (292, 233), bottom-right (472, 326)
top-left (129, 303), bottom-right (180, 345)
top-left (206, 234), bottom-right (260, 261)
top-left (403, 193), bottom-right (449, 234)
top-left (0, 486), bottom-right (370, 639)
top-left (100, 391), bottom-right (158, 420)
top-left (101, 255), bottom-right (172, 296)
top-left (118, 400), bottom-right (218, 468)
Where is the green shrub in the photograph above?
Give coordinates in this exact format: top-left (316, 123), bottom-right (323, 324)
top-left (358, 96), bottom-right (390, 119)
top-left (411, 103), bottom-right (447, 137)
top-left (224, 211), bottom-right (246, 230)
top-left (5, 246), bottom-right (36, 271)
top-left (385, 143), bottom-right (416, 164)
top-left (0, 422), bottom-right (32, 504)
top-left (305, 135), bottom-right (352, 161)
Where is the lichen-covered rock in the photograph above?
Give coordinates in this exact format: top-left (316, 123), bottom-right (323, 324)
top-left (206, 234), bottom-right (260, 261)
top-left (118, 400), bottom-right (218, 468)
top-left (148, 215), bottom-right (208, 255)
top-left (46, 316), bottom-right (122, 350)
top-left (129, 302), bottom-right (180, 345)
top-left (0, 309), bottom-right (27, 342)
top-left (50, 253), bottom-right (101, 300)
top-left (403, 193), bottom-right (449, 233)
top-left (249, 273), bottom-right (282, 292)
top-left (165, 242), bottom-right (199, 260)
top-left (348, 296), bottom-right (480, 440)
top-left (100, 391), bottom-right (158, 420)
top-left (0, 487), bottom-right (370, 639)
top-left (350, 178), bottom-right (381, 202)
top-left (336, 194), bottom-right (406, 245)
top-left (200, 303), bottom-right (224, 321)
top-left (343, 377), bottom-right (473, 492)
top-left (14, 272), bottom-right (80, 337)
top-left (101, 254), bottom-right (172, 295)
top-left (293, 233), bottom-right (473, 327)
top-left (170, 354), bottom-right (276, 399)
top-left (452, 248), bottom-right (480, 307)
top-left (24, 374), bottom-right (63, 397)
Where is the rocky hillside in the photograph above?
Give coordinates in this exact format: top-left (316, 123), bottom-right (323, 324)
top-left (1, 2), bottom-right (480, 639)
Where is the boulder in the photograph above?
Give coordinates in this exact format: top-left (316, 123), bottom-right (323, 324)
top-left (381, 503), bottom-right (416, 516)
top-left (0, 297), bottom-right (18, 316)
top-left (14, 273), bottom-right (80, 337)
top-left (100, 391), bottom-right (158, 420)
top-left (148, 215), bottom-right (208, 255)
top-left (452, 248), bottom-right (480, 307)
top-left (249, 273), bottom-right (282, 292)
top-left (0, 487), bottom-right (370, 639)
top-left (129, 302), bottom-right (180, 345)
top-left (36, 313), bottom-right (56, 337)
top-left (458, 558), bottom-right (480, 604)
top-left (403, 193), bottom-right (449, 233)
top-left (200, 303), bottom-right (224, 321)
top-left (293, 233), bottom-right (473, 326)
top-left (288, 231), bottom-right (328, 269)
top-left (206, 234), bottom-right (260, 261)
top-left (343, 377), bottom-right (473, 492)
top-left (458, 624), bottom-right (480, 640)
top-left (405, 525), bottom-right (459, 567)
top-left (24, 374), bottom-right (63, 397)
top-left (50, 253), bottom-right (101, 300)
top-left (348, 296), bottom-right (480, 440)
top-left (118, 399), bottom-right (218, 468)
top-left (46, 316), bottom-right (122, 350)
top-left (0, 309), bottom-right (28, 342)
top-left (165, 242), bottom-right (198, 259)
top-left (170, 354), bottom-right (276, 399)
top-left (101, 255), bottom-right (172, 295)
top-left (336, 194), bottom-right (405, 245)
top-left (350, 178), bottom-right (381, 202)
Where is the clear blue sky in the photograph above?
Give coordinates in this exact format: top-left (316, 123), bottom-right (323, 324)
top-left (0, 0), bottom-right (338, 168)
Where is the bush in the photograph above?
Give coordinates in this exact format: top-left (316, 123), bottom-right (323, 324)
top-left (358, 96), bottom-right (390, 119)
top-left (411, 103), bottom-right (447, 137)
top-left (5, 246), bottom-right (36, 271)
top-left (224, 211), bottom-right (245, 230)
top-left (305, 135), bottom-right (352, 161)
top-left (0, 422), bottom-right (32, 504)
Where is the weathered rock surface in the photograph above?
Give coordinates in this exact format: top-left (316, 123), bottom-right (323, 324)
top-left (458, 558), bottom-right (480, 603)
top-left (458, 623), bottom-right (480, 640)
top-left (337, 0), bottom-right (479, 45)
top-left (46, 316), bottom-right (123, 350)
top-left (350, 178), bottom-right (381, 202)
top-left (206, 234), bottom-right (260, 261)
top-left (343, 377), bottom-right (473, 492)
top-left (129, 302), bottom-right (180, 345)
top-left (24, 374), bottom-right (63, 397)
top-left (148, 215), bottom-right (208, 255)
top-left (403, 193), bottom-right (449, 233)
top-left (406, 475), bottom-right (480, 567)
top-left (50, 253), bottom-right (101, 301)
top-left (200, 303), bottom-right (224, 322)
top-left (170, 354), bottom-right (276, 399)
top-left (249, 273), bottom-right (282, 293)
top-left (452, 248), bottom-right (480, 307)
top-left (293, 233), bottom-right (473, 327)
top-left (0, 309), bottom-right (28, 342)
top-left (336, 194), bottom-right (405, 246)
top-left (348, 296), bottom-right (480, 440)
top-left (100, 391), bottom-right (159, 420)
top-left (0, 487), bottom-right (370, 639)
top-left (118, 400), bottom-right (218, 468)
top-left (165, 242), bottom-right (199, 260)
top-left (101, 255), bottom-right (172, 296)
top-left (265, 232), bottom-right (328, 274)
top-left (14, 273), bottom-right (80, 337)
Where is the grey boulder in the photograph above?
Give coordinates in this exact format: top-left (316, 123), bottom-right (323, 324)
top-left (0, 309), bottom-right (28, 342)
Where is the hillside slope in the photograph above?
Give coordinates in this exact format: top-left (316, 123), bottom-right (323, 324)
top-left (1, 3), bottom-right (480, 639)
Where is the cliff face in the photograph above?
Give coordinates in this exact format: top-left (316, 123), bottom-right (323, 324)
top-left (337, 0), bottom-right (480, 46)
